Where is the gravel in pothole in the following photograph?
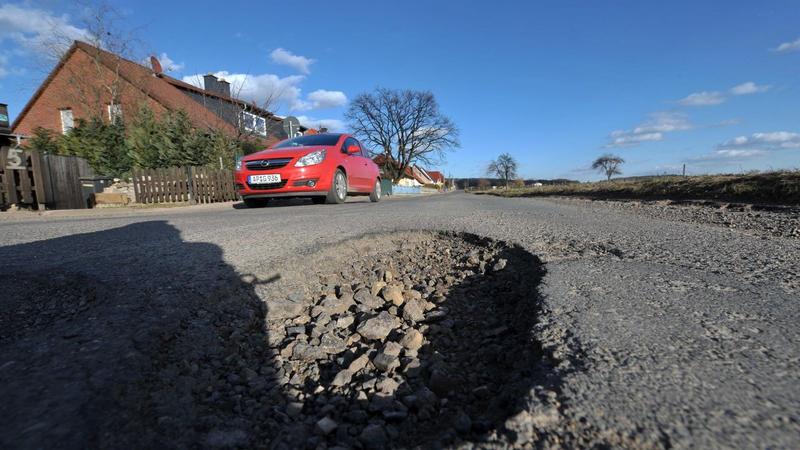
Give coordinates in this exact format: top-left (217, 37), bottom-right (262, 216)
top-left (149, 232), bottom-right (550, 449)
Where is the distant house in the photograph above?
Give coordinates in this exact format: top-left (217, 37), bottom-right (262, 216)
top-left (372, 155), bottom-right (437, 186)
top-left (427, 170), bottom-right (445, 186)
top-left (398, 165), bottom-right (435, 187)
top-left (12, 41), bottom-right (309, 144)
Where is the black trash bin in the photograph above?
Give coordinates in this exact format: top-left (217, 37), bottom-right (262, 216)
top-left (79, 176), bottom-right (115, 208)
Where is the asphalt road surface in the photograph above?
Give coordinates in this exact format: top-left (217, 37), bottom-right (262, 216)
top-left (1, 193), bottom-right (798, 448)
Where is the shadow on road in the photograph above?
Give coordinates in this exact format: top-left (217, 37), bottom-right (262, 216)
top-left (0, 221), bottom-right (278, 448)
top-left (231, 196), bottom-right (376, 210)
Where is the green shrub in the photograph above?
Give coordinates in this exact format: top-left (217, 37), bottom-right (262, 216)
top-left (59, 117), bottom-right (130, 177)
top-left (127, 106), bottom-right (249, 170)
top-left (24, 127), bottom-right (60, 154)
top-left (23, 105), bottom-right (259, 176)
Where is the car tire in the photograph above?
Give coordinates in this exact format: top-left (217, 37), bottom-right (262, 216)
top-left (243, 198), bottom-right (270, 208)
top-left (369, 179), bottom-right (381, 203)
top-left (326, 169), bottom-right (347, 204)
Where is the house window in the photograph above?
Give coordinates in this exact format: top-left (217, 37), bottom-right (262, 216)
top-left (107, 103), bottom-right (123, 124)
top-left (59, 109), bottom-right (74, 134)
top-left (239, 110), bottom-right (267, 136)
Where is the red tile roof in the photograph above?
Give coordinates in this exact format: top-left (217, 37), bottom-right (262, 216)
top-left (427, 171), bottom-right (445, 183)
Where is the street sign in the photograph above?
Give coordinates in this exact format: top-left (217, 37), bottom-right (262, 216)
top-left (282, 116), bottom-right (301, 138)
top-left (0, 103), bottom-right (9, 132)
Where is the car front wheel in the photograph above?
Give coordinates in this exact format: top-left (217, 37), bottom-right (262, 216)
top-left (326, 169), bottom-right (347, 204)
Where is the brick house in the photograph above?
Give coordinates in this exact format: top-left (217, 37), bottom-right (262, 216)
top-left (12, 41), bottom-right (307, 144)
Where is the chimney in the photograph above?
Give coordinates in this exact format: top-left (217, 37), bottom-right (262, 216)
top-left (217, 78), bottom-right (231, 97)
top-left (202, 74), bottom-right (231, 97)
top-left (203, 74), bottom-right (220, 94)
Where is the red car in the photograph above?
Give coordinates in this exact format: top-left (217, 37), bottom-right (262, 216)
top-left (235, 133), bottom-right (382, 207)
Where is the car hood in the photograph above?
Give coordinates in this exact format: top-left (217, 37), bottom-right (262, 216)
top-left (244, 146), bottom-right (329, 161)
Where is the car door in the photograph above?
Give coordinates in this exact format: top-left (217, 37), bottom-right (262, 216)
top-left (354, 139), bottom-right (375, 190)
top-left (340, 137), bottom-right (367, 191)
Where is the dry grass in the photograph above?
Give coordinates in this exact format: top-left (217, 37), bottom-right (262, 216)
top-left (479, 171), bottom-right (800, 205)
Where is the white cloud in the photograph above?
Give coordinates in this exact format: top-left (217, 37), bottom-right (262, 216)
top-left (606, 112), bottom-right (692, 147)
top-left (270, 47), bottom-right (314, 74)
top-left (718, 131), bottom-right (800, 151)
top-left (183, 71), bottom-right (306, 110)
top-left (632, 111), bottom-right (693, 133)
top-left (306, 89), bottom-right (347, 109)
top-left (296, 115), bottom-right (345, 132)
top-left (607, 131), bottom-right (663, 147)
top-left (677, 91), bottom-right (726, 106)
top-left (774, 37), bottom-right (800, 53)
top-left (183, 71), bottom-right (344, 113)
top-left (0, 54), bottom-right (8, 78)
top-left (687, 149), bottom-right (768, 164)
top-left (157, 52), bottom-right (184, 72)
top-left (677, 82), bottom-right (770, 106)
top-left (0, 3), bottom-right (91, 56)
top-left (729, 81), bottom-right (770, 95)
top-left (689, 131), bottom-right (800, 165)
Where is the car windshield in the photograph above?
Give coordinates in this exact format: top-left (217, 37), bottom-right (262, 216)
top-left (273, 134), bottom-right (341, 148)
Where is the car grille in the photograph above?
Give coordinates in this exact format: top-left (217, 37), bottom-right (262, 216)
top-left (247, 180), bottom-right (288, 190)
top-left (245, 158), bottom-right (293, 170)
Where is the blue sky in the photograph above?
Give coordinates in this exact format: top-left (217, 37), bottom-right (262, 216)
top-left (1, 0), bottom-right (798, 180)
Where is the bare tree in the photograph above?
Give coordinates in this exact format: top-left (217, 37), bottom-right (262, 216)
top-left (487, 153), bottom-right (518, 189)
top-left (476, 178), bottom-right (491, 190)
top-left (38, 0), bottom-right (148, 122)
top-left (345, 88), bottom-right (459, 182)
top-left (592, 154), bottom-right (625, 180)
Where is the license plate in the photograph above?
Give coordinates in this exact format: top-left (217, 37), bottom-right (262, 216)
top-left (248, 174), bottom-right (281, 184)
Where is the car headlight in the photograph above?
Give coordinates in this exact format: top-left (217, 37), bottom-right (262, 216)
top-left (235, 159), bottom-right (243, 171)
top-left (295, 149), bottom-right (326, 167)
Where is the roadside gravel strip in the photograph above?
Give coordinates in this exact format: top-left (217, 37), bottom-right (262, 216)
top-left (1, 193), bottom-right (798, 448)
top-left (541, 196), bottom-right (800, 241)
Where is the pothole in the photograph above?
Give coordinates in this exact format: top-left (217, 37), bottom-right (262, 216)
top-left (255, 231), bottom-right (550, 448)
top-left (137, 231), bottom-right (554, 448)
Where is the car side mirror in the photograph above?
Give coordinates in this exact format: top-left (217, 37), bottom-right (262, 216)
top-left (346, 145), bottom-right (360, 154)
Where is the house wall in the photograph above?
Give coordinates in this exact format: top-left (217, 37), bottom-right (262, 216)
top-left (180, 89), bottom-right (290, 142)
top-left (397, 177), bottom-right (422, 187)
top-left (181, 89), bottom-right (240, 128)
top-left (14, 48), bottom-right (165, 136)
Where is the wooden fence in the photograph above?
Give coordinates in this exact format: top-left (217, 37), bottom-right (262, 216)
top-left (1, 147), bottom-right (47, 210)
top-left (1, 149), bottom-right (236, 209)
top-left (42, 154), bottom-right (94, 209)
top-left (132, 166), bottom-right (237, 204)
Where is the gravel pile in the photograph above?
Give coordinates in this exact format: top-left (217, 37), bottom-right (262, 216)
top-left (549, 197), bottom-right (800, 240)
top-left (142, 232), bottom-right (554, 449)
